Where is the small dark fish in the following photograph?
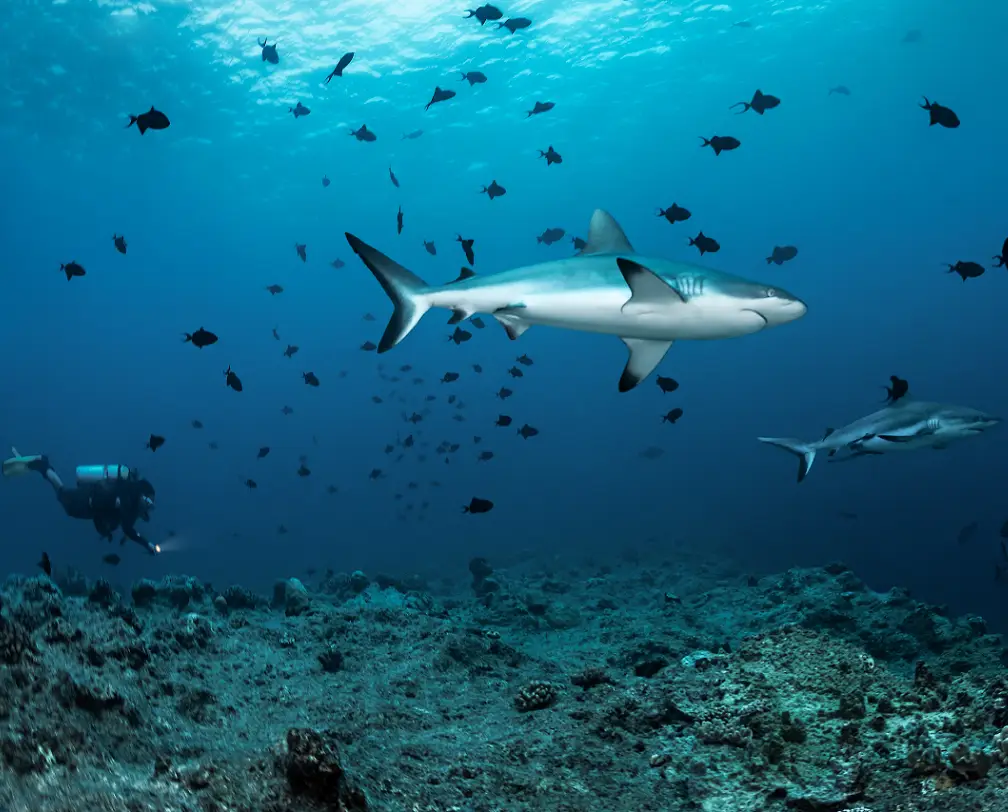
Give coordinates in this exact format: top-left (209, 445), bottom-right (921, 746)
top-left (657, 204), bottom-right (691, 224)
top-left (480, 180), bottom-right (506, 200)
top-left (372, 395), bottom-right (383, 404)
top-left (389, 167), bottom-right (400, 188)
top-left (572, 236), bottom-right (587, 251)
top-left (473, 363), bottom-right (483, 373)
top-left (884, 375), bottom-right (909, 404)
top-left (828, 85), bottom-right (851, 96)
top-left (700, 135), bottom-right (741, 155)
top-left (407, 412), bottom-right (423, 423)
top-left (424, 240), bottom-right (437, 256)
top-left (461, 71), bottom-right (487, 85)
top-left (363, 313), bottom-right (376, 322)
top-left (322, 175), bottom-right (330, 187)
top-left (947, 260), bottom-right (984, 281)
top-left (662, 408), bottom-right (684, 424)
top-left (473, 436), bottom-right (482, 444)
top-left (258, 37), bottom-right (279, 64)
top-left (402, 129), bottom-right (424, 140)
top-left (496, 415), bottom-right (512, 427)
top-left (464, 4), bottom-right (503, 24)
top-left (656, 376), bottom-right (679, 394)
top-left (457, 235), bottom-right (475, 265)
top-left (920, 97), bottom-right (959, 129)
top-left (146, 434), bottom-right (165, 452)
top-left (449, 327), bottom-right (472, 345)
top-left (281, 406), bottom-right (294, 415)
top-left (330, 258), bottom-right (345, 270)
top-left (442, 372), bottom-right (460, 383)
top-left (295, 243), bottom-right (307, 262)
top-left (361, 341), bottom-right (378, 351)
top-left (289, 102), bottom-right (311, 119)
top-left (689, 232), bottom-right (720, 255)
top-left (183, 327), bottom-right (218, 348)
top-left (303, 371), bottom-right (320, 387)
top-left (257, 446), bottom-right (270, 459)
top-left (448, 395), bottom-right (458, 404)
top-left (538, 145), bottom-right (562, 166)
top-left (102, 553), bottom-right (121, 566)
top-left (369, 468), bottom-right (384, 480)
top-left (60, 261), bottom-right (86, 280)
top-left (327, 485), bottom-right (339, 495)
top-left (957, 521), bottom-right (979, 545)
top-left (113, 234), bottom-right (127, 254)
top-left (297, 464), bottom-right (311, 477)
top-left (766, 245), bottom-right (798, 265)
top-left (351, 124), bottom-right (377, 142)
top-left (245, 478), bottom-right (257, 489)
top-left (516, 354), bottom-right (533, 366)
top-left (498, 17), bottom-right (531, 33)
top-left (731, 89), bottom-right (780, 115)
top-left (38, 552), bottom-right (51, 576)
top-left (272, 327), bottom-right (280, 340)
top-left (508, 366), bottom-right (524, 378)
top-left (127, 106), bottom-right (170, 134)
top-left (191, 420), bottom-right (203, 429)
top-left (902, 29), bottom-right (922, 43)
top-left (403, 434), bottom-right (415, 449)
top-left (282, 345), bottom-right (298, 358)
top-left (266, 284), bottom-right (284, 295)
top-left (397, 206), bottom-right (404, 235)
top-left (478, 451), bottom-right (494, 462)
top-left (325, 52), bottom-right (355, 82)
top-left (470, 317), bottom-right (485, 329)
top-left (425, 86), bottom-right (456, 111)
top-left (497, 387), bottom-right (512, 400)
top-left (538, 228), bottom-right (565, 245)
top-left (993, 237), bottom-right (1008, 268)
top-left (639, 446), bottom-right (664, 460)
top-left (224, 365), bottom-right (243, 392)
top-left (527, 101), bottom-right (554, 117)
top-left (518, 424), bottom-right (539, 439)
top-left (400, 364), bottom-right (412, 371)
top-left (277, 524), bottom-right (288, 535)
top-left (463, 497), bottom-right (494, 514)
top-left (209, 441), bottom-right (219, 450)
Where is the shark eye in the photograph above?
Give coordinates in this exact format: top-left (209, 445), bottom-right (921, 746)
top-left (765, 287), bottom-right (776, 298)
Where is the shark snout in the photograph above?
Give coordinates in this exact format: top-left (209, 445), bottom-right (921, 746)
top-left (760, 288), bottom-right (807, 326)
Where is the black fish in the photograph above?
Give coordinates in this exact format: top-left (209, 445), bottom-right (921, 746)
top-left (993, 237), bottom-right (1008, 268)
top-left (127, 106), bottom-right (170, 135)
top-left (508, 366), bottom-right (523, 378)
top-left (656, 376), bottom-right (679, 393)
top-left (102, 553), bottom-right (121, 566)
top-left (538, 227), bottom-right (565, 245)
top-left (113, 234), bottom-right (127, 254)
top-left (361, 341), bottom-right (377, 351)
top-left (281, 406), bottom-right (293, 415)
top-left (296, 243), bottom-right (307, 262)
top-left (60, 261), bottom-right (86, 280)
top-left (289, 102), bottom-right (311, 119)
top-left (183, 327), bottom-right (218, 348)
top-left (461, 71), bottom-right (487, 85)
top-left (224, 365), bottom-right (243, 392)
top-left (297, 464), bottom-right (311, 477)
top-left (481, 180), bottom-right (506, 199)
top-left (277, 525), bottom-right (288, 535)
top-left (572, 237), bottom-right (587, 251)
top-left (449, 327), bottom-right (472, 345)
top-left (322, 175), bottom-right (330, 187)
top-left (473, 363), bottom-right (483, 373)
top-left (396, 206), bottom-right (404, 235)
top-left (518, 424), bottom-right (539, 439)
top-left (303, 371), bottom-right (320, 387)
top-left (731, 89), bottom-right (780, 115)
top-left (766, 245), bottom-right (798, 265)
top-left (38, 552), bottom-right (51, 576)
top-left (700, 135), bottom-right (740, 155)
top-left (498, 17), bottom-right (531, 33)
top-left (369, 468), bottom-right (384, 480)
top-left (497, 387), bottom-right (512, 400)
top-left (146, 434), bottom-right (165, 452)
top-left (947, 260), bottom-right (984, 281)
top-left (266, 284), bottom-right (284, 294)
top-left (657, 204), bottom-right (691, 224)
top-left (191, 420), bottom-right (203, 428)
top-left (463, 497), bottom-right (494, 514)
top-left (351, 124), bottom-right (377, 142)
top-left (325, 52), bottom-right (354, 82)
top-left (442, 372), bottom-right (459, 383)
top-left (330, 258), bottom-right (345, 269)
top-left (258, 37), bottom-right (279, 64)
top-left (496, 415), bottom-right (512, 426)
top-left (527, 101), bottom-right (554, 117)
top-left (425, 86), bottom-right (456, 111)
top-left (516, 354), bottom-right (533, 366)
top-left (920, 97), bottom-right (959, 129)
top-left (464, 4), bottom-right (503, 24)
top-left (389, 167), bottom-right (400, 188)
top-left (828, 85), bottom-right (851, 96)
top-left (209, 441), bottom-right (219, 449)
top-left (883, 375), bottom-right (909, 404)
top-left (257, 446), bottom-right (270, 459)
top-left (457, 235), bottom-right (475, 265)
top-left (327, 485), bottom-right (339, 495)
top-left (478, 451), bottom-right (494, 462)
top-left (470, 317), bottom-right (485, 329)
top-left (402, 129), bottom-right (423, 140)
top-left (245, 478), bottom-right (257, 489)
top-left (689, 232), bottom-right (720, 255)
top-left (424, 240), bottom-right (437, 256)
top-left (538, 145), bottom-right (562, 166)
top-left (662, 408), bottom-right (684, 424)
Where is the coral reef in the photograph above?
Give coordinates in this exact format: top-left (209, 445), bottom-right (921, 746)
top-left (0, 554), bottom-right (1007, 811)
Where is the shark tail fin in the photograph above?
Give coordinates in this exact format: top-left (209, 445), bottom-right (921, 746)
top-left (757, 437), bottom-right (817, 483)
top-left (345, 233), bottom-right (431, 352)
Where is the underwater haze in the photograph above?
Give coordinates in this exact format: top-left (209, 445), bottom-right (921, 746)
top-left (2, 0), bottom-right (1008, 630)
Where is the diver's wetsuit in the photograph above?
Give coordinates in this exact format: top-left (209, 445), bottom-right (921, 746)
top-left (30, 457), bottom-right (158, 554)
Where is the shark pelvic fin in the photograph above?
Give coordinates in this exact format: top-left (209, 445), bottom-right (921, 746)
top-left (618, 338), bottom-right (673, 392)
top-left (345, 233), bottom-right (431, 351)
top-left (757, 437), bottom-right (817, 483)
top-left (581, 210), bottom-right (635, 255)
top-left (616, 258), bottom-right (686, 314)
top-left (493, 306), bottom-right (531, 340)
top-left (447, 308), bottom-right (474, 325)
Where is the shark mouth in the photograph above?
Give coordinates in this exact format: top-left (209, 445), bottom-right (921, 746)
top-left (741, 309), bottom-right (768, 327)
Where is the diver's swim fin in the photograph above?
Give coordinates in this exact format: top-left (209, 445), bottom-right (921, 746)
top-left (2, 448), bottom-right (43, 478)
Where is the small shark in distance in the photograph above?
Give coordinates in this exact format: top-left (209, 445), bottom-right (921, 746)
top-left (758, 399), bottom-right (1001, 482)
top-left (344, 210), bottom-right (806, 391)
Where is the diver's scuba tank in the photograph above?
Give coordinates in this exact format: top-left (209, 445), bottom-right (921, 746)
top-left (76, 464), bottom-right (132, 484)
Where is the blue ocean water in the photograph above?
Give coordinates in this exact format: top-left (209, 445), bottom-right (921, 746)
top-left (1, 0), bottom-right (1006, 626)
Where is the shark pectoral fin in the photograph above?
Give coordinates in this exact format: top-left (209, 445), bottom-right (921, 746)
top-left (492, 305), bottom-right (530, 340)
top-left (616, 258), bottom-right (686, 314)
top-left (581, 210), bottom-right (635, 255)
top-left (618, 338), bottom-right (673, 392)
top-left (447, 308), bottom-right (474, 324)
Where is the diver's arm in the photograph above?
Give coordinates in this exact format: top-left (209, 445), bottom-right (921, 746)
top-left (122, 521), bottom-right (159, 555)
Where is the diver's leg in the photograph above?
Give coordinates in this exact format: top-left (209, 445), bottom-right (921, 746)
top-left (27, 456), bottom-right (65, 493)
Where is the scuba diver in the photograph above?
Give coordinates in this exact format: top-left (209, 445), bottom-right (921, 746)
top-left (2, 448), bottom-right (160, 555)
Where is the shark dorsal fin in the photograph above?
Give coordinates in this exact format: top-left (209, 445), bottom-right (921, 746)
top-left (582, 210), bottom-right (634, 255)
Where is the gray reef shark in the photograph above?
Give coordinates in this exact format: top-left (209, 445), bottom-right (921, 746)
top-left (344, 210), bottom-right (807, 391)
top-left (759, 399), bottom-right (1001, 482)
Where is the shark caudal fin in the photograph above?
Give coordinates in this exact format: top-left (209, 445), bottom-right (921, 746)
top-left (345, 233), bottom-right (431, 352)
top-left (757, 437), bottom-right (817, 483)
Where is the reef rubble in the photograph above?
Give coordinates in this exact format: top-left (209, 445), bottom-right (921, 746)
top-left (0, 555), bottom-right (1007, 812)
